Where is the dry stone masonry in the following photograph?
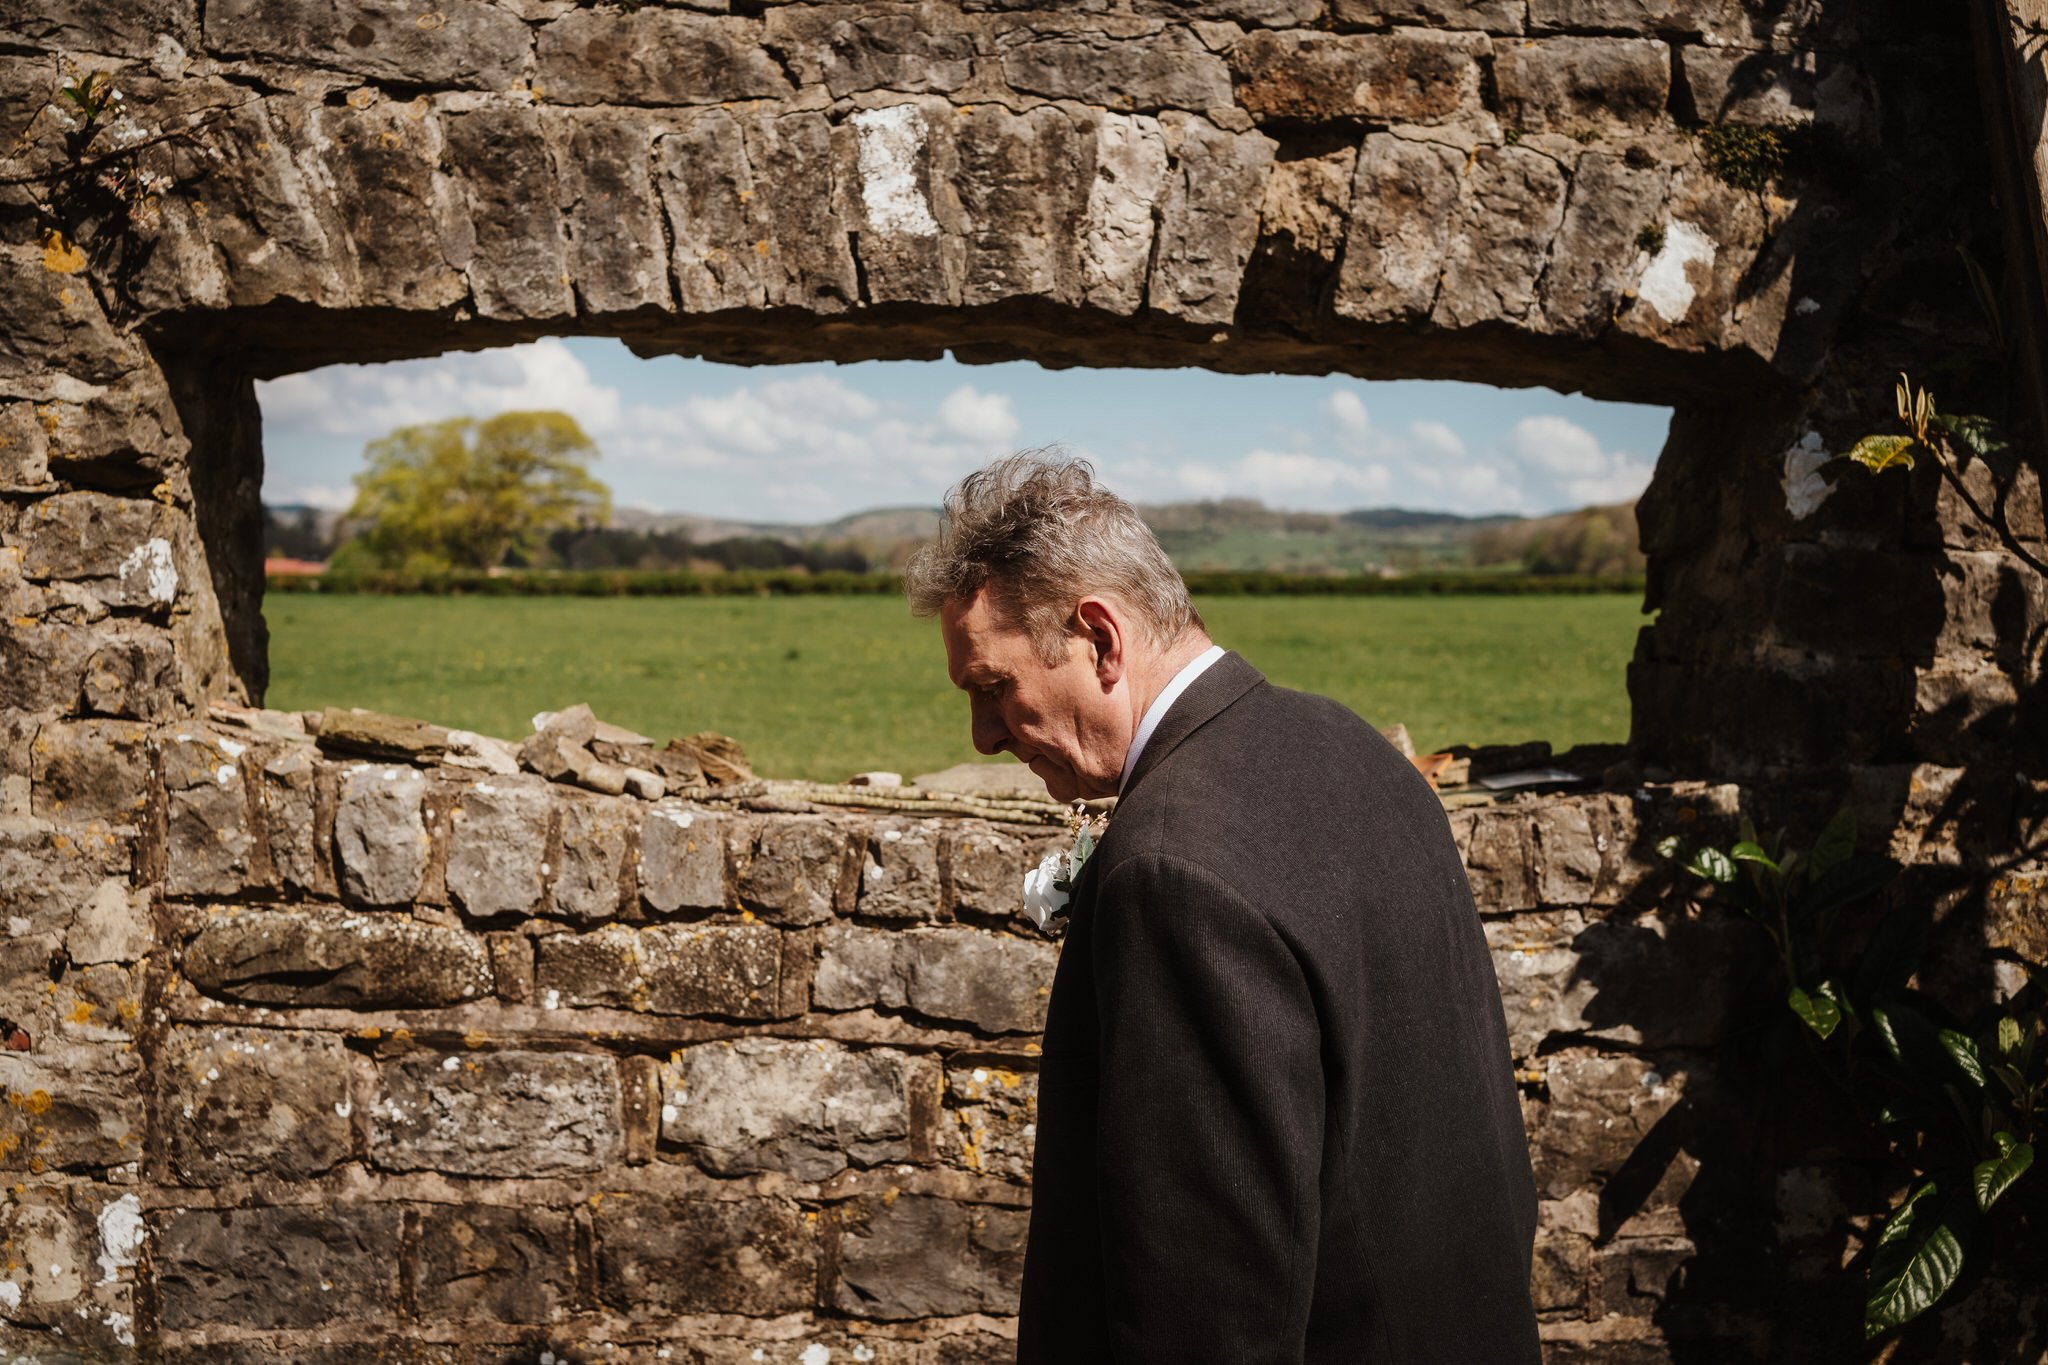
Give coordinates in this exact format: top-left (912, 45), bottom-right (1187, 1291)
top-left (2, 0), bottom-right (2045, 1359)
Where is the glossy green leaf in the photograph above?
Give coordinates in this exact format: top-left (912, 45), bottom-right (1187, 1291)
top-left (1939, 1029), bottom-right (1986, 1088)
top-left (1973, 1136), bottom-right (2033, 1211)
top-left (1687, 846), bottom-right (1738, 885)
top-left (1865, 1182), bottom-right (1967, 1338)
top-left (1811, 808), bottom-right (1856, 879)
top-left (1790, 986), bottom-right (1842, 1040)
top-left (1933, 413), bottom-right (2015, 476)
top-left (1654, 835), bottom-right (1686, 861)
top-left (1731, 841), bottom-right (1780, 874)
top-left (1843, 434), bottom-right (1918, 474)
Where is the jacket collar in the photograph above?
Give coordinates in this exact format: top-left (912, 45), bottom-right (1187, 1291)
top-left (1118, 649), bottom-right (1264, 798)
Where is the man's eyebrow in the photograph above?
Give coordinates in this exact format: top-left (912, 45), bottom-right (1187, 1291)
top-left (956, 664), bottom-right (1007, 689)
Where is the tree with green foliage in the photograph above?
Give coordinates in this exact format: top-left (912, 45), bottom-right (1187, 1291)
top-left (331, 411), bottom-right (611, 574)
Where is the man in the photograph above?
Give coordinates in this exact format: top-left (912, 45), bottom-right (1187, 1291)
top-left (907, 454), bottom-right (1540, 1363)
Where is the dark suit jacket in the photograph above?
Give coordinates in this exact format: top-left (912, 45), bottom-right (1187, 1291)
top-left (1017, 652), bottom-right (1540, 1364)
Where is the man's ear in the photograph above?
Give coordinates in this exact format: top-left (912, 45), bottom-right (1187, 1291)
top-left (1075, 597), bottom-right (1126, 690)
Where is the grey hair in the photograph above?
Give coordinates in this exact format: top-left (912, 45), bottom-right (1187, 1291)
top-left (905, 450), bottom-right (1203, 663)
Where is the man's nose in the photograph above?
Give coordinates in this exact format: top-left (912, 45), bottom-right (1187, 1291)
top-left (970, 702), bottom-right (1009, 756)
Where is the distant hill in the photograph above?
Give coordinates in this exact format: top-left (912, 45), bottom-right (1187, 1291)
top-left (267, 497), bottom-right (1638, 577)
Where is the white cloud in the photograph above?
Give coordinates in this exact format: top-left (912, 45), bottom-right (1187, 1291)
top-left (1324, 389), bottom-right (1372, 450)
top-left (937, 384), bottom-right (1021, 445)
top-left (1505, 415), bottom-right (1652, 507)
top-left (1408, 420), bottom-right (1466, 461)
top-left (260, 339), bottom-right (622, 439)
top-left (1171, 449), bottom-right (1392, 508)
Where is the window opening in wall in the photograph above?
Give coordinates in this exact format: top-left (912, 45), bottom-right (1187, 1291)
top-left (256, 339), bottom-right (1672, 784)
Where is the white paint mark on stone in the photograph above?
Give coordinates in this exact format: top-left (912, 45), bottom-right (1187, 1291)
top-left (218, 738), bottom-right (246, 758)
top-left (1782, 430), bottom-right (1835, 520)
top-left (661, 1104), bottom-right (677, 1123)
top-left (655, 807), bottom-right (694, 828)
top-left (881, 829), bottom-right (902, 843)
top-left (118, 538), bottom-right (178, 604)
top-left (543, 989), bottom-right (561, 1011)
top-left (1634, 220), bottom-right (1716, 324)
top-left (335, 1099), bottom-right (352, 1118)
top-left (0, 1280), bottom-right (19, 1311)
top-left (801, 1345), bottom-right (832, 1365)
top-left (441, 1055), bottom-right (461, 1071)
top-left (96, 1194), bottom-right (143, 1284)
top-left (853, 105), bottom-right (939, 238)
top-left (6, 917), bottom-right (27, 937)
top-left (107, 1308), bottom-right (134, 1346)
top-left (1794, 296), bottom-right (1821, 315)
top-left (214, 764), bottom-right (236, 786)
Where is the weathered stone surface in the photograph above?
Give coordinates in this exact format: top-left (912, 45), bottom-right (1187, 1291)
top-left (946, 826), bottom-right (1044, 921)
top-left (659, 1038), bottom-right (931, 1179)
top-left (17, 493), bottom-right (172, 601)
top-left (1332, 0), bottom-right (1525, 31)
top-left (939, 1062), bottom-right (1037, 1182)
top-left (835, 1194), bottom-right (1026, 1319)
top-left (163, 732), bottom-right (256, 899)
top-left (956, 103), bottom-right (1090, 310)
top-left (0, 820), bottom-right (131, 944)
top-left (29, 719), bottom-right (150, 825)
top-left (1335, 133), bottom-right (1463, 324)
top-left (640, 805), bottom-right (725, 914)
top-left (155, 1203), bottom-right (402, 1331)
top-left (596, 1195), bottom-right (815, 1316)
top-left (445, 106), bottom-right (575, 320)
top-left (1494, 37), bottom-right (1671, 136)
top-left (535, 922), bottom-right (784, 1018)
top-left (768, 4), bottom-right (977, 97)
top-left (374, 1049), bottom-right (621, 1176)
top-left (736, 816), bottom-right (849, 925)
top-left (814, 925), bottom-right (1055, 1033)
top-left (205, 0), bottom-right (531, 87)
top-left (1002, 29), bottom-right (1233, 112)
top-left (552, 792), bottom-right (634, 923)
top-left (1487, 909), bottom-right (1745, 1057)
top-left (65, 879), bottom-right (150, 966)
top-left (0, 1182), bottom-right (138, 1353)
top-left (547, 111), bottom-right (676, 315)
top-left (314, 707), bottom-right (450, 763)
top-left (160, 1026), bottom-right (352, 1184)
top-left (537, 11), bottom-right (792, 106)
top-left (82, 629), bottom-right (183, 721)
top-left (1078, 112), bottom-right (1171, 314)
top-left (333, 765), bottom-right (430, 907)
top-left (258, 748), bottom-right (324, 897)
top-left (181, 907), bottom-right (493, 1008)
top-left (445, 778), bottom-right (549, 918)
top-left (1149, 115), bottom-right (1275, 324)
top-left (415, 1204), bottom-right (577, 1324)
top-left (1526, 1050), bottom-right (1691, 1200)
top-left (1433, 145), bottom-right (1568, 328)
top-left (1231, 30), bottom-right (1486, 123)
top-left (837, 100), bottom-right (960, 306)
top-left (1540, 152), bottom-right (1672, 336)
top-left (859, 821), bottom-right (944, 922)
top-left (316, 99), bottom-right (470, 312)
top-left (0, 1050), bottom-right (143, 1171)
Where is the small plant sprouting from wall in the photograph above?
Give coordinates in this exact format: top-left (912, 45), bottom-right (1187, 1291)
top-left (1699, 123), bottom-right (1792, 192)
top-left (1636, 223), bottom-right (1666, 255)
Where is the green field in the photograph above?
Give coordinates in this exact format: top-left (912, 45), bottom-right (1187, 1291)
top-left (263, 594), bottom-right (1648, 782)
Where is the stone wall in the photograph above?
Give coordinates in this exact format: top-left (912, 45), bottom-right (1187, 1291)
top-left (2, 0), bottom-right (2045, 1358)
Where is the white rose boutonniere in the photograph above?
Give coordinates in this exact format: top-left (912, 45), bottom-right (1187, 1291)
top-left (1021, 805), bottom-right (1104, 933)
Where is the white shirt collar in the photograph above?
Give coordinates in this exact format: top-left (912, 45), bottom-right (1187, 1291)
top-left (1119, 645), bottom-right (1226, 793)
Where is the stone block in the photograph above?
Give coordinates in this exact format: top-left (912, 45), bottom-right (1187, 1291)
top-left (311, 101), bottom-right (469, 312)
top-left (1540, 151), bottom-right (1672, 337)
top-left (1147, 114), bottom-right (1274, 325)
top-left (1, 618), bottom-right (102, 713)
top-left (1001, 29), bottom-right (1234, 112)
top-left (1433, 145), bottom-right (1567, 329)
top-left (181, 907), bottom-right (493, 1008)
top-left (373, 1049), bottom-right (620, 1177)
top-left (1334, 133), bottom-right (1461, 324)
top-left (416, 1204), bottom-right (577, 1324)
top-left (1494, 37), bottom-right (1671, 136)
top-left (81, 629), bottom-right (183, 721)
top-left (658, 1038), bottom-right (931, 1179)
top-left (259, 748), bottom-right (325, 897)
top-left (1531, 1228), bottom-right (1592, 1311)
top-left (545, 111), bottom-right (675, 315)
top-left (0, 402), bottom-right (49, 489)
top-left (1231, 29), bottom-right (1486, 123)
top-left (205, 0), bottom-right (532, 87)
top-left (0, 1050), bottom-right (143, 1172)
top-left (0, 1182), bottom-right (138, 1353)
top-left (154, 1203), bottom-right (402, 1331)
top-left (29, 719), bottom-right (149, 825)
top-left (65, 880), bottom-right (150, 966)
top-left (834, 1194), bottom-right (1026, 1319)
top-left (735, 816), bottom-right (849, 926)
top-left (1078, 112), bottom-right (1171, 315)
top-left (946, 826), bottom-right (1042, 921)
top-left (1487, 909), bottom-right (1744, 1058)
top-left (1332, 0), bottom-right (1524, 31)
top-left (813, 925), bottom-right (1055, 1034)
top-left (535, 922), bottom-right (783, 1018)
top-left (1588, 1235), bottom-right (1695, 1320)
top-left (859, 821), bottom-right (944, 922)
top-left (939, 1062), bottom-right (1037, 1183)
top-left (160, 1026), bottom-right (353, 1185)
top-left (537, 11), bottom-right (792, 106)
top-left (955, 102), bottom-right (1093, 310)
top-left (0, 819), bottom-right (131, 944)
top-left (16, 492), bottom-right (171, 598)
top-left (551, 792), bottom-right (635, 923)
top-left (640, 805), bottom-right (725, 914)
top-left (1527, 1050), bottom-right (1689, 1201)
top-left (768, 4), bottom-right (977, 97)
top-left (836, 100), bottom-right (961, 307)
top-left (334, 765), bottom-right (430, 907)
top-left (444, 777), bottom-right (549, 918)
top-left (163, 732), bottom-right (257, 900)
top-left (444, 106), bottom-right (574, 320)
top-left (596, 1194), bottom-right (815, 1316)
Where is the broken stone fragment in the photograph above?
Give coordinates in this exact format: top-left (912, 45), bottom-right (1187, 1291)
top-left (314, 707), bottom-right (450, 763)
top-left (623, 766), bottom-right (665, 800)
top-left (528, 703), bottom-right (598, 747)
top-left (848, 771), bottom-right (903, 787)
top-left (443, 728), bottom-right (520, 775)
top-left (664, 732), bottom-right (753, 786)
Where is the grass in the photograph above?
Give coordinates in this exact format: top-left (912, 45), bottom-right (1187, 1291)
top-left (262, 594), bottom-right (1648, 783)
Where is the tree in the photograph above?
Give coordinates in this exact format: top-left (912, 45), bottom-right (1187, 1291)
top-left (334, 411), bottom-right (611, 572)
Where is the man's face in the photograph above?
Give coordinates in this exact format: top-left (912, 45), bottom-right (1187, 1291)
top-left (939, 588), bottom-right (1126, 802)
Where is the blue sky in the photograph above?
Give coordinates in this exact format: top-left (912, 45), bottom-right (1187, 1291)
top-left (259, 337), bottom-right (1671, 523)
